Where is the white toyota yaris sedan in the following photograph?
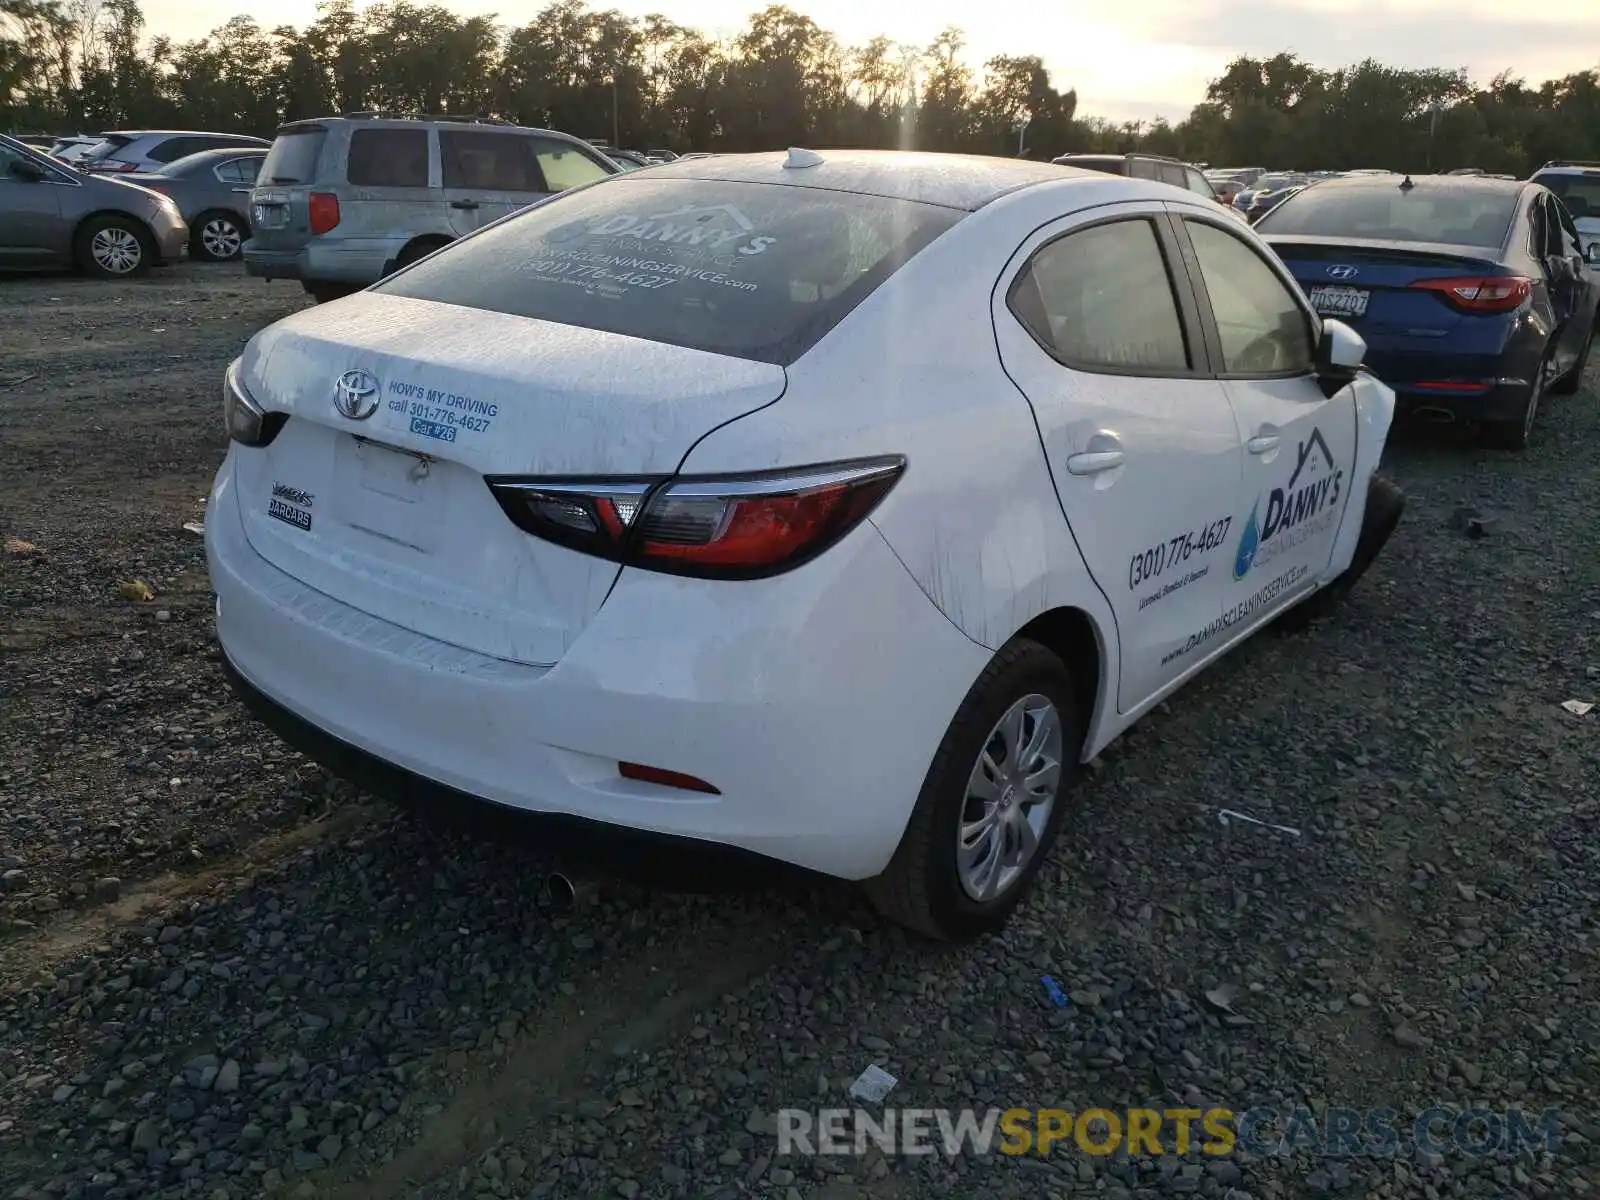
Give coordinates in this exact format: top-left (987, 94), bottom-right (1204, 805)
top-left (207, 148), bottom-right (1404, 940)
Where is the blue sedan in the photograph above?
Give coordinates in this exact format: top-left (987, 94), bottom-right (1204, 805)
top-left (1256, 174), bottom-right (1600, 449)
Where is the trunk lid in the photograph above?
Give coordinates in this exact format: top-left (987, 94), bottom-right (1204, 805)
top-left (1266, 237), bottom-right (1512, 375)
top-left (1267, 236), bottom-right (1504, 334)
top-left (233, 292), bottom-right (787, 666)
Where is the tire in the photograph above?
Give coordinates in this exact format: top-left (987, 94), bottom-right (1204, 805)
top-left (1481, 352), bottom-right (1550, 449)
top-left (1274, 473), bottom-right (1405, 632)
top-left (1549, 313), bottom-right (1596, 396)
top-left (74, 214), bottom-right (153, 278)
top-left (190, 211), bottom-right (246, 262)
top-left (391, 237), bottom-right (450, 273)
top-left (302, 281), bottom-right (361, 304)
top-left (864, 639), bottom-right (1082, 941)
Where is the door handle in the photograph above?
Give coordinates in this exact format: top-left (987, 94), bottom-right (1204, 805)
top-left (231, 187), bottom-right (251, 193)
top-left (450, 200), bottom-right (479, 210)
top-left (1065, 449), bottom-right (1125, 475)
top-left (1247, 434), bottom-right (1280, 455)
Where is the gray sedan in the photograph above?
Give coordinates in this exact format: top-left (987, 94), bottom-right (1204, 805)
top-left (127, 148), bottom-right (266, 261)
top-left (0, 134), bottom-right (187, 277)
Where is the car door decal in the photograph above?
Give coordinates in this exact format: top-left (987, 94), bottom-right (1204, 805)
top-left (1232, 426), bottom-right (1343, 581)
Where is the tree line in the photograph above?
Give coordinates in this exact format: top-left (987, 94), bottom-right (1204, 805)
top-left (3, 0), bottom-right (1598, 174)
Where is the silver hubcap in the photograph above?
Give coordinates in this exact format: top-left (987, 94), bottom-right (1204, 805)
top-left (91, 227), bottom-right (141, 274)
top-left (202, 218), bottom-right (241, 259)
top-left (957, 693), bottom-right (1063, 902)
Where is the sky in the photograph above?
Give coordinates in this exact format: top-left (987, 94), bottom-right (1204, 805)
top-left (143, 0), bottom-right (1600, 125)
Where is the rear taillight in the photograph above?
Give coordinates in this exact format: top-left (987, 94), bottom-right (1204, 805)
top-left (1408, 275), bottom-right (1531, 314)
top-left (487, 457), bottom-right (906, 579)
top-left (308, 192), bottom-right (340, 235)
top-left (223, 359), bottom-right (286, 448)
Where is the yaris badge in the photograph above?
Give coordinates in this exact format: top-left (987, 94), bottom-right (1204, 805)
top-left (333, 369), bottom-right (381, 420)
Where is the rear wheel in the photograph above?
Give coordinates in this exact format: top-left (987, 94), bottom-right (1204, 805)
top-left (74, 215), bottom-right (152, 278)
top-left (391, 237), bottom-right (451, 274)
top-left (302, 281), bottom-right (361, 304)
top-left (191, 210), bottom-right (246, 262)
top-left (1481, 353), bottom-right (1550, 450)
top-left (865, 639), bottom-right (1080, 941)
top-left (1549, 312), bottom-right (1596, 395)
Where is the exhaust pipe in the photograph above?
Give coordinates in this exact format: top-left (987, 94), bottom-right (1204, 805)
top-left (1412, 406), bottom-right (1457, 424)
top-left (543, 871), bottom-right (600, 912)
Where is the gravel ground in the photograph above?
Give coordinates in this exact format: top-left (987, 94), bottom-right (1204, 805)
top-left (1, 262), bottom-right (1596, 1200)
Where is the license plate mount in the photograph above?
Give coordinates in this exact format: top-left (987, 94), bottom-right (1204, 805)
top-left (1307, 284), bottom-right (1370, 319)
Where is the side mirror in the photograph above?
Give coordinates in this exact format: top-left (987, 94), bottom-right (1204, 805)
top-left (8, 159), bottom-right (47, 182)
top-left (1315, 318), bottom-right (1365, 395)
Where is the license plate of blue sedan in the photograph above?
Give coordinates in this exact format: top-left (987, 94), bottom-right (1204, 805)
top-left (1307, 284), bottom-right (1369, 319)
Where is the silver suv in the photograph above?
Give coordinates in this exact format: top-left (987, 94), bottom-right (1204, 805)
top-left (1530, 161), bottom-right (1600, 265)
top-left (243, 113), bottom-right (622, 302)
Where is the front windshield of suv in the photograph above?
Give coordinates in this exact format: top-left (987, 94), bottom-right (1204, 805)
top-left (1538, 173), bottom-right (1600, 221)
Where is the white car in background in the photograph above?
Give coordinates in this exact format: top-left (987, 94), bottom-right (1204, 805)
top-left (206, 149), bottom-right (1405, 940)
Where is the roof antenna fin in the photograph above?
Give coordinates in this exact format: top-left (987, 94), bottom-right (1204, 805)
top-left (1399, 174), bottom-right (1415, 190)
top-left (784, 147), bottom-right (824, 170)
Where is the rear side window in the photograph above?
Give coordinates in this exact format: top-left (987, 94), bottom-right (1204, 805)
top-left (441, 131), bottom-right (542, 192)
top-left (261, 129), bottom-right (326, 184)
top-left (1008, 218), bottom-right (1190, 372)
top-left (347, 128), bottom-right (428, 188)
top-left (532, 138), bottom-right (612, 191)
top-left (374, 177), bottom-right (961, 365)
top-left (148, 137), bottom-right (197, 163)
top-left (214, 157), bottom-right (260, 184)
top-left (1158, 163), bottom-right (1187, 188)
top-left (1255, 184), bottom-right (1517, 248)
top-left (1129, 159), bottom-right (1162, 181)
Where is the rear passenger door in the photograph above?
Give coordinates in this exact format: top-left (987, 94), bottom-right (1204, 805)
top-left (992, 204), bottom-right (1243, 711)
top-left (1171, 211), bottom-right (1356, 623)
top-left (439, 130), bottom-right (545, 236)
top-left (343, 126), bottom-right (435, 243)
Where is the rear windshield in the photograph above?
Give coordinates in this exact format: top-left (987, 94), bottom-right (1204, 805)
top-left (1256, 185), bottom-right (1517, 247)
top-left (260, 129), bottom-right (326, 185)
top-left (1056, 157), bottom-right (1126, 175)
top-left (374, 177), bottom-right (963, 365)
top-left (1537, 174), bottom-right (1600, 221)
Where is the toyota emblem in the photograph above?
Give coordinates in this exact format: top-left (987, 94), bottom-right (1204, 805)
top-left (333, 369), bottom-right (381, 420)
top-left (1326, 264), bottom-right (1359, 280)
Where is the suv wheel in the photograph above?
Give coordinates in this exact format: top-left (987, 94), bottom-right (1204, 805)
top-left (75, 215), bottom-right (152, 278)
top-left (865, 639), bottom-right (1080, 941)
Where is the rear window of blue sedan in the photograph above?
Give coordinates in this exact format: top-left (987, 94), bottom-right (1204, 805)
top-left (1257, 184), bottom-right (1519, 248)
top-left (372, 177), bottom-right (962, 366)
